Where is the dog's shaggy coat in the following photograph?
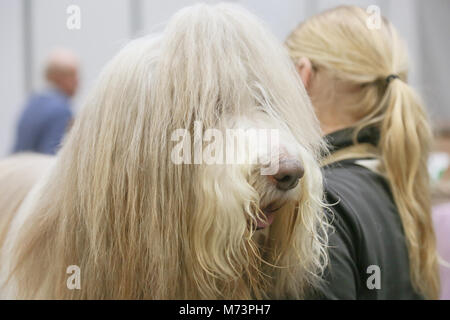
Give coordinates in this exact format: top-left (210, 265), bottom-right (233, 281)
top-left (0, 4), bottom-right (327, 299)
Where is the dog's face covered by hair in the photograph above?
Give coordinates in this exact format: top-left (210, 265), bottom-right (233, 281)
top-left (184, 108), bottom-right (326, 299)
top-left (1, 4), bottom-right (328, 300)
top-left (194, 111), bottom-right (308, 229)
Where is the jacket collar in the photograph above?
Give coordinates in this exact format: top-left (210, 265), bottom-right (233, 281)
top-left (324, 126), bottom-right (380, 154)
top-left (322, 126), bottom-right (381, 167)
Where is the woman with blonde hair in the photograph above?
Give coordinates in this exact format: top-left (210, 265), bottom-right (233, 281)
top-left (286, 6), bottom-right (440, 299)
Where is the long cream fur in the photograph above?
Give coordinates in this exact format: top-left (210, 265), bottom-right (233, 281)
top-left (0, 3), bottom-right (327, 299)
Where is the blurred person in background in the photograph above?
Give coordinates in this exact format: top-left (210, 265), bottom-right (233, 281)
top-left (286, 6), bottom-right (440, 299)
top-left (13, 48), bottom-right (78, 155)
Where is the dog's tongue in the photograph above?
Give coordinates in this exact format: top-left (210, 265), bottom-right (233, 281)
top-left (257, 211), bottom-right (275, 229)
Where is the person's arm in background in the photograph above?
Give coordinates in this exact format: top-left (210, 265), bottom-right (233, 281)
top-left (13, 99), bottom-right (39, 154)
top-left (13, 117), bottom-right (36, 154)
top-left (36, 107), bottom-right (72, 155)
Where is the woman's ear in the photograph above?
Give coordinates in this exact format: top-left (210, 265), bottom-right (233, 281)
top-left (296, 57), bottom-right (313, 90)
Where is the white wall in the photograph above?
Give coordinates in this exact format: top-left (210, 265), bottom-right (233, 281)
top-left (31, 0), bottom-right (131, 109)
top-left (0, 0), bottom-right (24, 157)
top-left (1, 0), bottom-right (449, 157)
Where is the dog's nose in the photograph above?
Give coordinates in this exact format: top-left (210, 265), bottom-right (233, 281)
top-left (272, 159), bottom-right (304, 190)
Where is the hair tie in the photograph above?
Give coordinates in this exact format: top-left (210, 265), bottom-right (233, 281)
top-left (386, 74), bottom-right (399, 84)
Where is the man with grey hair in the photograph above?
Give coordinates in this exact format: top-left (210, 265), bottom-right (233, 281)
top-left (13, 48), bottom-right (79, 154)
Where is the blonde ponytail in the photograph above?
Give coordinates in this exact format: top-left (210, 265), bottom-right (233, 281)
top-left (379, 78), bottom-right (439, 299)
top-left (286, 5), bottom-right (440, 299)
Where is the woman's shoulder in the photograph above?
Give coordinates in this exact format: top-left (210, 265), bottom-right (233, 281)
top-left (323, 159), bottom-right (394, 210)
top-left (323, 158), bottom-right (400, 232)
top-left (319, 159), bottom-right (422, 299)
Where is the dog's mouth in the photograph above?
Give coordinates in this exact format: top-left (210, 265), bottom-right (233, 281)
top-left (256, 202), bottom-right (284, 229)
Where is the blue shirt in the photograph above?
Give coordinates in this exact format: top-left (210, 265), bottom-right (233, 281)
top-left (13, 89), bottom-right (73, 155)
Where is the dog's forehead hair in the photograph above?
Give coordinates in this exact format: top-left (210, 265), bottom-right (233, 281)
top-left (228, 112), bottom-right (303, 160)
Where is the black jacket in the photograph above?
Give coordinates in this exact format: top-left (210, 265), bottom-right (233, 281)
top-left (314, 127), bottom-right (423, 300)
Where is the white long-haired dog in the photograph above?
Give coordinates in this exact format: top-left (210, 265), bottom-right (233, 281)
top-left (0, 3), bottom-right (327, 299)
